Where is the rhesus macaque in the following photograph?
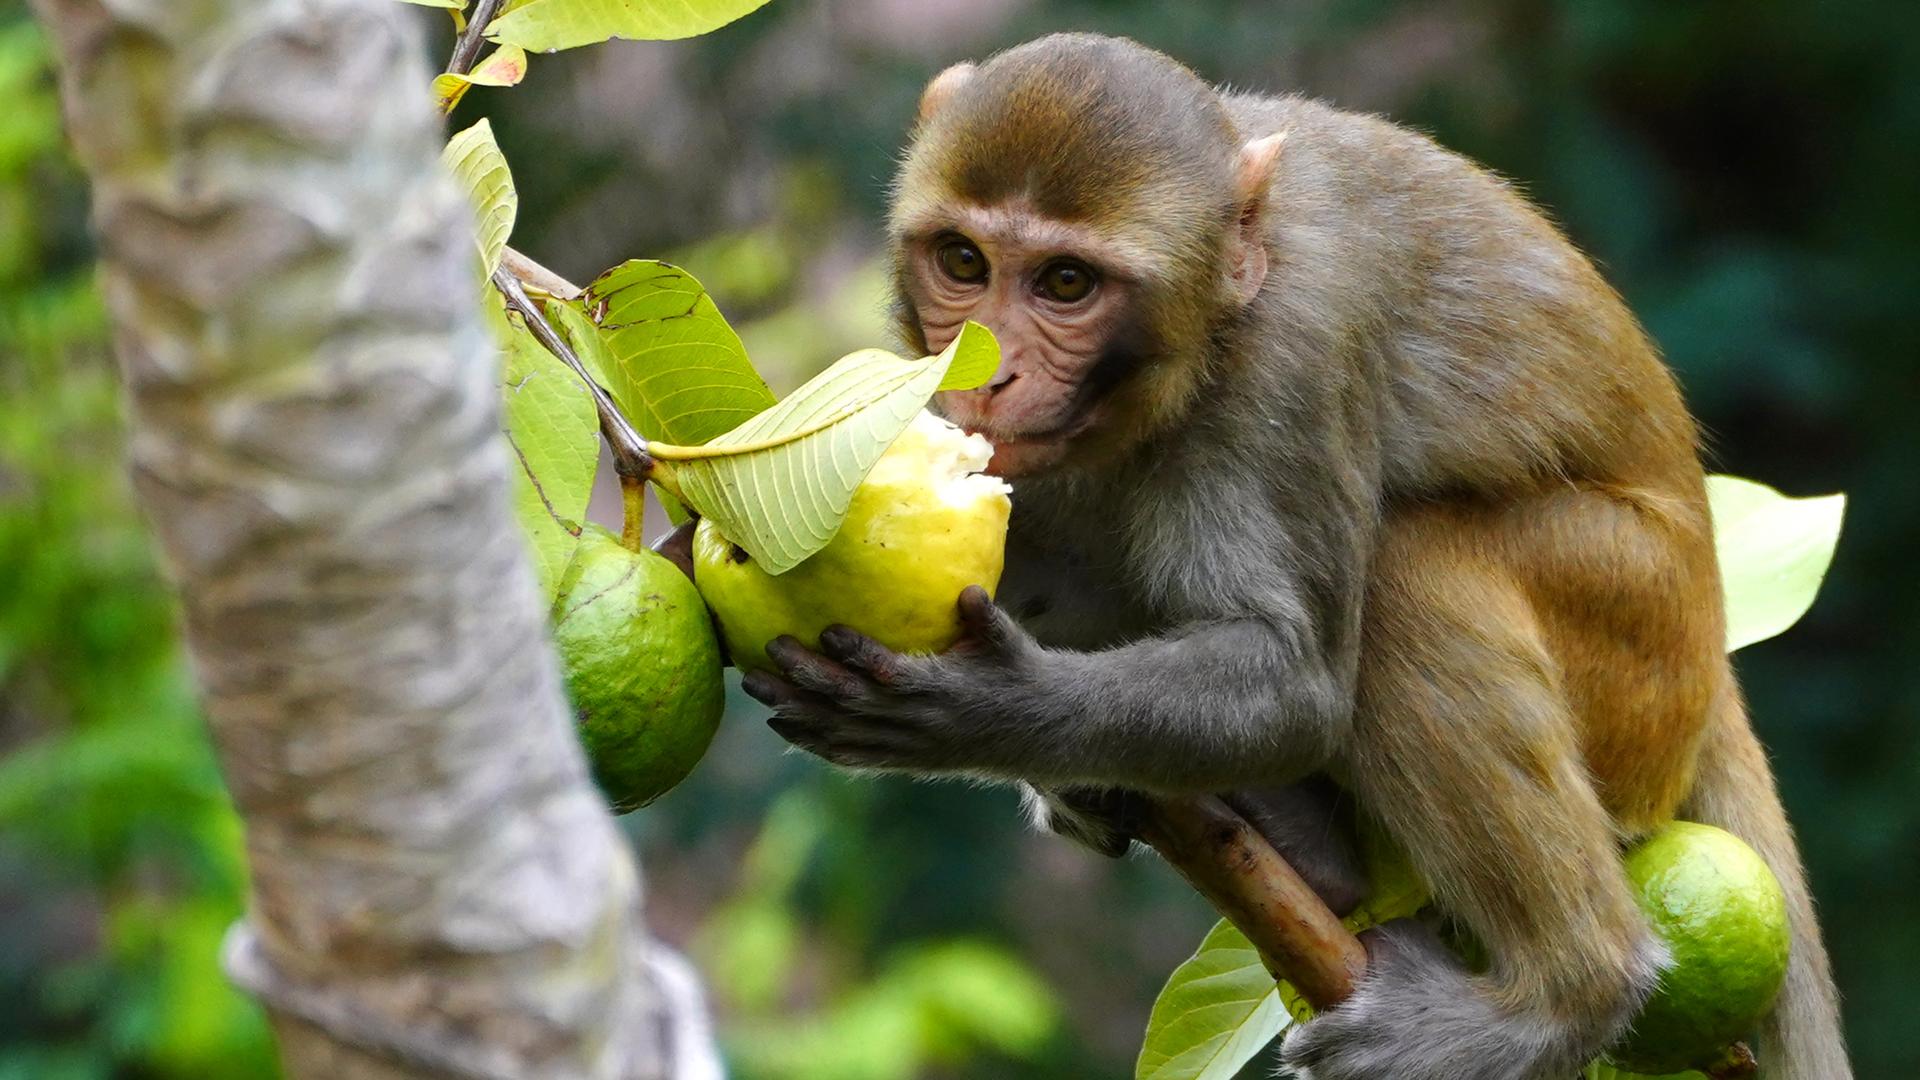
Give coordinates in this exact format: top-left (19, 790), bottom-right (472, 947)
top-left (746, 33), bottom-right (1848, 1079)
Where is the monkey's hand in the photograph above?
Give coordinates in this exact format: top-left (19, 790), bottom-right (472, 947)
top-left (1282, 920), bottom-right (1587, 1080)
top-left (745, 585), bottom-right (1042, 774)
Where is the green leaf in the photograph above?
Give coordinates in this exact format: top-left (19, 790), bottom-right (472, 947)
top-left (938, 327), bottom-right (1000, 390)
top-left (441, 118), bottom-right (516, 275)
top-left (432, 44), bottom-right (528, 114)
top-left (399, 0), bottom-right (466, 8)
top-left (649, 322), bottom-right (999, 575)
top-left (561, 260), bottom-right (774, 446)
top-left (493, 292), bottom-right (598, 600)
top-left (1707, 475), bottom-right (1845, 652)
top-left (486, 0), bottom-right (775, 52)
top-left (891, 942), bottom-right (1059, 1056)
top-left (1136, 920), bottom-right (1290, 1080)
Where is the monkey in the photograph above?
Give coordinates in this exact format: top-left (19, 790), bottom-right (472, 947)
top-left (742, 33), bottom-right (1849, 1080)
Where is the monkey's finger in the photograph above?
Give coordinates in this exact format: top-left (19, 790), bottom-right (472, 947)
top-left (818, 625), bottom-right (907, 685)
top-left (956, 585), bottom-right (1026, 657)
top-left (741, 669), bottom-right (808, 709)
top-left (765, 636), bottom-right (872, 701)
top-left (766, 714), bottom-right (923, 766)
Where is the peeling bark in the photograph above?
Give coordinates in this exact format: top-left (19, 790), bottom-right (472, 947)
top-left (30, 1), bottom-right (696, 1075)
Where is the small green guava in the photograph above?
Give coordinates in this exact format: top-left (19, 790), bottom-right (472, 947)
top-left (1607, 821), bottom-right (1791, 1075)
top-left (551, 525), bottom-right (725, 811)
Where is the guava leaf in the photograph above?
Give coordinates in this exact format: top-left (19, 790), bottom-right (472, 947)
top-left (486, 0), bottom-right (774, 52)
top-left (1707, 474), bottom-right (1845, 652)
top-left (493, 292), bottom-right (598, 600)
top-left (432, 44), bottom-right (528, 114)
top-left (649, 322), bottom-right (999, 575)
top-left (1135, 920), bottom-right (1290, 1080)
top-left (442, 118), bottom-right (516, 275)
top-left (563, 260), bottom-right (774, 446)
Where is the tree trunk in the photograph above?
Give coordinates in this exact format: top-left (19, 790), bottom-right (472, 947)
top-left (29, 1), bottom-right (702, 1076)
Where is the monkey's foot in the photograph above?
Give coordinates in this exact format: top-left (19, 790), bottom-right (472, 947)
top-left (1281, 920), bottom-right (1620, 1080)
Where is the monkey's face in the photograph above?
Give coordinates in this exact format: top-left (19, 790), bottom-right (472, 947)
top-left (885, 34), bottom-right (1285, 478)
top-left (899, 202), bottom-right (1140, 478)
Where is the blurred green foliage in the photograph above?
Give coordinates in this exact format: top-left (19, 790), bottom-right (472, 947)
top-left (5, 1), bottom-right (1917, 1078)
top-left (0, 11), bottom-right (276, 1078)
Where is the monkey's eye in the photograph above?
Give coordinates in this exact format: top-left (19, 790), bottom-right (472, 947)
top-left (936, 240), bottom-right (989, 284)
top-left (1037, 260), bottom-right (1096, 303)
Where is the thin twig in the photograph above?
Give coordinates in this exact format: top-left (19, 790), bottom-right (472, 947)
top-left (1137, 795), bottom-right (1367, 1009)
top-left (502, 246), bottom-right (584, 300)
top-left (490, 267), bottom-right (653, 480)
top-left (445, 0), bottom-right (505, 77)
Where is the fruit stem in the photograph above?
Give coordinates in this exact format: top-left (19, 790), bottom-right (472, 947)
top-left (619, 474), bottom-right (647, 553)
top-left (1704, 1041), bottom-right (1759, 1078)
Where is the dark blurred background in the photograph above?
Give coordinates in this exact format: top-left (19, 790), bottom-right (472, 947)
top-left (3, 1), bottom-right (1916, 1077)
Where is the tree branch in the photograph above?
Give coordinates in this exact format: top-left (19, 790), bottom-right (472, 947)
top-left (502, 245), bottom-right (584, 300)
top-left (1137, 796), bottom-right (1365, 1008)
top-left (32, 0), bottom-right (683, 1075)
top-left (491, 267), bottom-right (655, 482)
top-left (447, 0), bottom-right (505, 77)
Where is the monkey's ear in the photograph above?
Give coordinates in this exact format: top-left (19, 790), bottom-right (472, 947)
top-left (918, 63), bottom-right (977, 124)
top-left (1228, 132), bottom-right (1286, 305)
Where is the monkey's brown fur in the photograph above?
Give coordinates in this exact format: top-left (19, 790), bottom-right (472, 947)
top-left (757, 33), bottom-right (1847, 1079)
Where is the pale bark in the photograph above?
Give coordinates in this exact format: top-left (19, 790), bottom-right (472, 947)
top-left (30, 1), bottom-right (701, 1076)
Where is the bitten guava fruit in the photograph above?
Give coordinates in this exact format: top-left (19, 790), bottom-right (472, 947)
top-left (693, 410), bottom-right (1012, 672)
top-left (551, 525), bottom-right (725, 811)
top-left (1607, 821), bottom-right (1791, 1075)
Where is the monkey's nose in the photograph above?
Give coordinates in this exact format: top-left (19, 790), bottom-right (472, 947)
top-left (986, 368), bottom-right (1019, 395)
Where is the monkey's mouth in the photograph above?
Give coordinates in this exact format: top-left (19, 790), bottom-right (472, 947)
top-left (959, 413), bottom-right (1094, 450)
top-left (959, 415), bottom-right (1097, 478)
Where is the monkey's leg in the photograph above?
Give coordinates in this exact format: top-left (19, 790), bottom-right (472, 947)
top-left (1283, 509), bottom-right (1663, 1080)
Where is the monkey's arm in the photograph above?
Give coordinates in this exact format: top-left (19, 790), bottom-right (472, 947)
top-left (747, 586), bottom-right (1351, 791)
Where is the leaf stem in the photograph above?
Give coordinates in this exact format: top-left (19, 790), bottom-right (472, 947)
top-left (490, 267), bottom-right (654, 483)
top-left (446, 0), bottom-right (505, 77)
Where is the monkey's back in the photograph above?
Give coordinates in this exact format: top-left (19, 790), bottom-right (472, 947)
top-left (1219, 91), bottom-right (1729, 829)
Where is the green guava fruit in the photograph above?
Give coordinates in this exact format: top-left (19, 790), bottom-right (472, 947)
top-left (1607, 821), bottom-right (1791, 1074)
top-left (693, 410), bottom-right (1012, 672)
top-left (551, 525), bottom-right (725, 811)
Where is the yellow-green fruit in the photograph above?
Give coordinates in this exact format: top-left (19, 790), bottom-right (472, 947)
top-left (1608, 821), bottom-right (1791, 1075)
top-left (693, 410), bottom-right (1012, 672)
top-left (551, 525), bottom-right (725, 812)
